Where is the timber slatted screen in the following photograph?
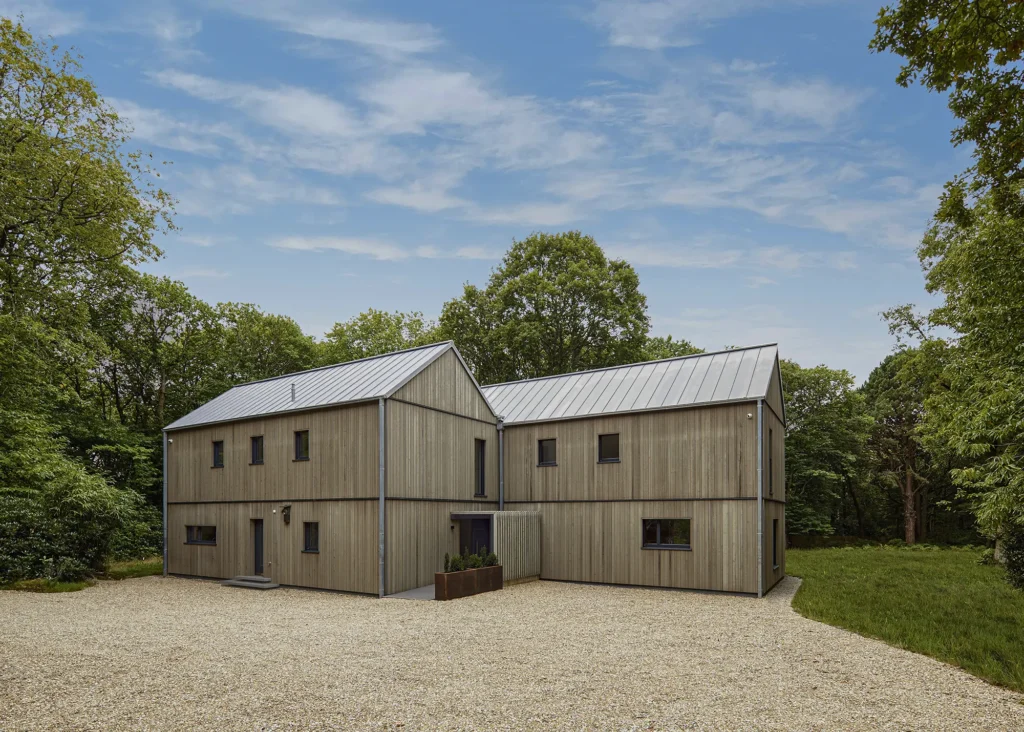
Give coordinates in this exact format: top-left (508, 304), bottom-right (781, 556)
top-left (492, 511), bottom-right (541, 582)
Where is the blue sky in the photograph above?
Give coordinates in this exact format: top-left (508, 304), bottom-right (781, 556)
top-left (5, 0), bottom-right (965, 381)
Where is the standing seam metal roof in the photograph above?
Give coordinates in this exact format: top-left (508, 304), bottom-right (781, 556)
top-left (164, 341), bottom-right (469, 431)
top-left (481, 344), bottom-right (779, 425)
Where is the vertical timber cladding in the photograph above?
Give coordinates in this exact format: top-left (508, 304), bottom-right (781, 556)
top-left (762, 387), bottom-right (786, 593)
top-left (503, 402), bottom-right (762, 594)
top-left (165, 401), bottom-right (380, 594)
top-left (384, 348), bottom-right (500, 595)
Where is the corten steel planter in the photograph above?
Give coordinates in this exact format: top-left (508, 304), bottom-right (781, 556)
top-left (434, 565), bottom-right (503, 601)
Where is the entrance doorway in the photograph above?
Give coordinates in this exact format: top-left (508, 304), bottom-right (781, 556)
top-left (458, 517), bottom-right (492, 555)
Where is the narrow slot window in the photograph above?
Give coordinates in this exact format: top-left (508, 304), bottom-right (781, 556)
top-left (294, 430), bottom-right (309, 461)
top-left (251, 435), bottom-right (264, 465)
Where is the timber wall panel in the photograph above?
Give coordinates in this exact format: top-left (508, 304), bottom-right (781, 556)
top-left (762, 407), bottom-right (786, 502)
top-left (765, 360), bottom-right (785, 424)
top-left (167, 500), bottom-right (378, 594)
top-left (167, 402), bottom-right (379, 503)
top-left (513, 500), bottom-right (757, 594)
top-left (385, 500), bottom-right (497, 594)
top-left (503, 403), bottom-right (758, 502)
top-left (386, 400), bottom-right (499, 501)
top-left (392, 349), bottom-right (496, 422)
top-left (762, 500), bottom-right (786, 593)
top-left (493, 511), bottom-right (541, 582)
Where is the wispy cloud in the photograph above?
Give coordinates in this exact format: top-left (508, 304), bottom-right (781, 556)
top-left (270, 236), bottom-right (502, 262)
top-left (172, 165), bottom-right (343, 218)
top-left (217, 0), bottom-right (443, 58)
top-left (0, 0), bottom-right (86, 36)
top-left (181, 268), bottom-right (230, 279)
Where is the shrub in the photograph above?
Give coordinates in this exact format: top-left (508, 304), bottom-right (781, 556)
top-left (441, 547), bottom-right (499, 573)
top-left (1003, 527), bottom-right (1024, 590)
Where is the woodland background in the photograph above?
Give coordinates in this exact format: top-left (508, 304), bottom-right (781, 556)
top-left (2, 2), bottom-right (1023, 586)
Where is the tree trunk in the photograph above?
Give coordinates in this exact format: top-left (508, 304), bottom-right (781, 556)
top-left (903, 466), bottom-right (916, 544)
top-left (845, 474), bottom-right (866, 537)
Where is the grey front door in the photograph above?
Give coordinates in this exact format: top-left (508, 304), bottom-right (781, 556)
top-left (470, 518), bottom-right (491, 554)
top-left (253, 519), bottom-right (264, 575)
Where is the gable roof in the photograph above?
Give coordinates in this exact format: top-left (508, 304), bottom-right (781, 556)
top-left (481, 344), bottom-right (780, 426)
top-left (165, 341), bottom-right (460, 431)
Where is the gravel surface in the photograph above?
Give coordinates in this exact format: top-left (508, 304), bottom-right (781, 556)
top-left (2, 576), bottom-right (1022, 731)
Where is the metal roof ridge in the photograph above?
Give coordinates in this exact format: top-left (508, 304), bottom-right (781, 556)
top-left (225, 340), bottom-right (454, 389)
top-left (481, 343), bottom-right (778, 390)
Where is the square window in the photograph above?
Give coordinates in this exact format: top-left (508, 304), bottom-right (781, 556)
top-left (294, 430), bottom-right (309, 461)
top-left (474, 439), bottom-right (486, 496)
top-left (641, 519), bottom-right (691, 550)
top-left (212, 441), bottom-right (224, 468)
top-left (538, 438), bottom-right (556, 466)
top-left (303, 522), bottom-right (319, 553)
top-left (251, 435), bottom-right (264, 465)
top-left (186, 525), bottom-right (217, 545)
top-left (598, 433), bottom-right (620, 463)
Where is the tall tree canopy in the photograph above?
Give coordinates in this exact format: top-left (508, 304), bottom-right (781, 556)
top-left (781, 360), bottom-right (873, 536)
top-left (320, 309), bottom-right (439, 366)
top-left (0, 19), bottom-right (171, 320)
top-left (439, 231), bottom-right (650, 384)
top-left (871, 1), bottom-right (1024, 214)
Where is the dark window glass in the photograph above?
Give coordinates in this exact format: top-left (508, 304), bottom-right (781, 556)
top-left (304, 522), bottom-right (319, 553)
top-left (772, 518), bottom-right (779, 567)
top-left (295, 430), bottom-right (309, 461)
top-left (598, 433), bottom-right (620, 463)
top-left (474, 439), bottom-right (486, 496)
top-left (212, 441), bottom-right (224, 468)
top-left (251, 436), bottom-right (264, 465)
top-left (538, 439), bottom-right (556, 466)
top-left (641, 519), bottom-right (691, 550)
top-left (186, 525), bottom-right (217, 545)
top-left (768, 428), bottom-right (774, 495)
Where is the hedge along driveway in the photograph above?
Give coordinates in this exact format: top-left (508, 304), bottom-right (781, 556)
top-left (1, 575), bottom-right (1023, 730)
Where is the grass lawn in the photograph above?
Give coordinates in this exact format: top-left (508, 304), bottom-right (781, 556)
top-left (788, 546), bottom-right (1024, 693)
top-left (1, 556), bottom-right (163, 593)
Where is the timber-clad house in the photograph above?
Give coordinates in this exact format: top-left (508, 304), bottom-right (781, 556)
top-left (163, 341), bottom-right (786, 597)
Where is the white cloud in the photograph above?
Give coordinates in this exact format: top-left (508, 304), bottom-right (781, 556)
top-left (218, 0), bottom-right (442, 58)
top-left (0, 1), bottom-right (86, 36)
top-left (181, 268), bottom-right (230, 278)
top-left (173, 165), bottom-right (343, 217)
top-left (747, 276), bottom-right (777, 288)
top-left (606, 243), bottom-right (742, 268)
top-left (151, 71), bottom-right (361, 140)
top-left (463, 202), bottom-right (583, 227)
top-left (747, 79), bottom-right (869, 128)
top-left (270, 237), bottom-right (502, 262)
top-left (176, 234), bottom-right (234, 248)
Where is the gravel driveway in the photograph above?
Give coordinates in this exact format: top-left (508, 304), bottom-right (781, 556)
top-left (1, 576), bottom-right (1022, 731)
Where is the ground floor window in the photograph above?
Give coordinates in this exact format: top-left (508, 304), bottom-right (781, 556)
top-left (772, 518), bottom-right (779, 568)
top-left (303, 522), bottom-right (319, 553)
top-left (642, 518), bottom-right (691, 550)
top-left (186, 525), bottom-right (217, 545)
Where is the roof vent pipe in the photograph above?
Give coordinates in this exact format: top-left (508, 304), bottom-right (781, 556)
top-left (290, 384), bottom-right (296, 402)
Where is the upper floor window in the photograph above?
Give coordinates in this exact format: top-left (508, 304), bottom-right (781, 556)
top-left (251, 435), bottom-right (264, 465)
top-left (538, 438), bottom-right (557, 467)
top-left (768, 428), bottom-right (774, 496)
top-left (598, 433), bottom-right (620, 463)
top-left (474, 439), bottom-right (486, 496)
top-left (186, 525), bottom-right (217, 545)
top-left (294, 430), bottom-right (310, 461)
top-left (212, 441), bottom-right (224, 468)
top-left (642, 518), bottom-right (691, 550)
